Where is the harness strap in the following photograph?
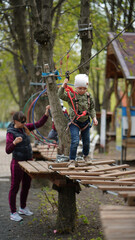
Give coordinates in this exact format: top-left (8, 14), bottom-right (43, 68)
top-left (80, 123), bottom-right (89, 132)
top-left (67, 121), bottom-right (89, 132)
top-left (86, 92), bottom-right (90, 110)
top-left (65, 87), bottom-right (91, 131)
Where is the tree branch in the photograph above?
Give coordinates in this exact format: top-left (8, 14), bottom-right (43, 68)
top-left (52, 4), bottom-right (61, 47)
top-left (0, 45), bottom-right (19, 57)
top-left (51, 0), bottom-right (65, 18)
top-left (5, 76), bottom-right (19, 105)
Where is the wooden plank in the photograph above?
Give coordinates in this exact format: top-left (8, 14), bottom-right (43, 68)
top-left (98, 185), bottom-right (135, 191)
top-left (101, 213), bottom-right (135, 219)
top-left (58, 171), bottom-right (116, 179)
top-left (101, 170), bottom-right (135, 177)
top-left (37, 161), bottom-right (53, 173)
top-left (77, 180), bottom-right (135, 186)
top-left (119, 177), bottom-right (135, 181)
top-left (18, 161), bottom-right (39, 173)
top-left (27, 161), bottom-right (48, 173)
top-left (92, 164), bottom-right (129, 172)
top-left (91, 160), bottom-right (116, 165)
top-left (81, 177), bottom-right (118, 183)
top-left (100, 205), bottom-right (135, 211)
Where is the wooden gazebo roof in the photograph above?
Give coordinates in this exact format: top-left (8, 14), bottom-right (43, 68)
top-left (106, 32), bottom-right (135, 80)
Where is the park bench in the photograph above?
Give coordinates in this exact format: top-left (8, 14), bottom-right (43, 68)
top-left (18, 145), bottom-right (135, 239)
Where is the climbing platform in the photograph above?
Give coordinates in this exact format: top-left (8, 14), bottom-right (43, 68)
top-left (32, 143), bottom-right (57, 160)
top-left (18, 154), bottom-right (135, 240)
top-left (18, 158), bottom-right (135, 201)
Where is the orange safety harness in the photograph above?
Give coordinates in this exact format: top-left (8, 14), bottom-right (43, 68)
top-left (65, 85), bottom-right (90, 131)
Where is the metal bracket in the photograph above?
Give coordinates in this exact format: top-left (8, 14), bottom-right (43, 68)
top-left (78, 20), bottom-right (93, 39)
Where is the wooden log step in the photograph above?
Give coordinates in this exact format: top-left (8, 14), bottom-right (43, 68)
top-left (101, 170), bottom-right (135, 177)
top-left (65, 172), bottom-right (105, 179)
top-left (117, 177), bottom-right (135, 182)
top-left (77, 180), bottom-right (135, 186)
top-left (91, 160), bottom-right (116, 165)
top-left (92, 164), bottom-right (129, 172)
top-left (58, 171), bottom-right (116, 178)
top-left (80, 177), bottom-right (118, 183)
top-left (98, 185), bottom-right (135, 191)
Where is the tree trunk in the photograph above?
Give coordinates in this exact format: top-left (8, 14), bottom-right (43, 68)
top-left (78, 0), bottom-right (92, 75)
top-left (56, 180), bottom-right (77, 232)
top-left (9, 0), bottom-right (36, 108)
top-left (35, 0), bottom-right (71, 156)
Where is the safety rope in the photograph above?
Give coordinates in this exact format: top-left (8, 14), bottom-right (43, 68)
top-left (65, 86), bottom-right (87, 120)
top-left (68, 19), bottom-right (135, 76)
top-left (55, 33), bottom-right (79, 66)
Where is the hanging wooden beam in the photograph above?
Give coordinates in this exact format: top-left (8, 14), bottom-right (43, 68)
top-left (125, 80), bottom-right (131, 138)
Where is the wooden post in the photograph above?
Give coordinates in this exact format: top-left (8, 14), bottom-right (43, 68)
top-left (56, 180), bottom-right (80, 232)
top-left (125, 80), bottom-right (131, 138)
top-left (111, 75), bottom-right (118, 131)
top-left (132, 80), bottom-right (135, 106)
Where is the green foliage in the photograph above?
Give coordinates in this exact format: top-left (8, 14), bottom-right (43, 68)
top-left (78, 214), bottom-right (89, 224)
top-left (53, 0), bottom-right (80, 84)
top-left (90, 237), bottom-right (102, 240)
top-left (0, 51), bottom-right (19, 121)
top-left (37, 187), bottom-right (58, 222)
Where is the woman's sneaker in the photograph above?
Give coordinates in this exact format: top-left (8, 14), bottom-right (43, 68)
top-left (18, 207), bottom-right (33, 216)
top-left (10, 212), bottom-right (23, 222)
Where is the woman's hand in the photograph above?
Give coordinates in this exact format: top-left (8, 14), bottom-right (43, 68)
top-left (45, 105), bottom-right (50, 116)
top-left (13, 137), bottom-right (23, 145)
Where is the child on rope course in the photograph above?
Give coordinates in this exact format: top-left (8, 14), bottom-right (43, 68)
top-left (5, 105), bottom-right (50, 222)
top-left (58, 74), bottom-right (98, 168)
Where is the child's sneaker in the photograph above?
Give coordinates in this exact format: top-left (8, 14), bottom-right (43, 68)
top-left (10, 212), bottom-right (23, 222)
top-left (18, 207), bottom-right (33, 216)
top-left (84, 156), bottom-right (92, 165)
top-left (68, 160), bottom-right (75, 169)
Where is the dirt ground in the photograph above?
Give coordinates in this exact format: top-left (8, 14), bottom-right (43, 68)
top-left (0, 140), bottom-right (135, 240)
